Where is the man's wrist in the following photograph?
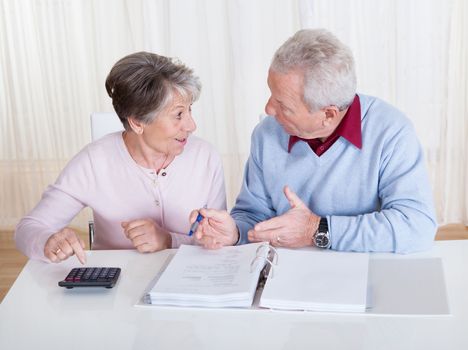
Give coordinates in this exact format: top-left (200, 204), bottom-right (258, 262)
top-left (307, 214), bottom-right (320, 247)
top-left (314, 217), bottom-right (331, 249)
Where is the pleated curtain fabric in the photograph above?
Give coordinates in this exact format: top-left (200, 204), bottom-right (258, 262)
top-left (0, 0), bottom-right (466, 231)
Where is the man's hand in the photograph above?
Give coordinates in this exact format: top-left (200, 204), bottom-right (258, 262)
top-left (248, 186), bottom-right (320, 248)
top-left (121, 219), bottom-right (172, 253)
top-left (44, 227), bottom-right (87, 264)
top-left (189, 208), bottom-right (238, 249)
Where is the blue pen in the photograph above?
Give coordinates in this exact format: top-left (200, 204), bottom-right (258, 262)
top-left (188, 213), bottom-right (203, 236)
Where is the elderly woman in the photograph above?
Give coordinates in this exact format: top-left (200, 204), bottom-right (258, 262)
top-left (15, 52), bottom-right (226, 264)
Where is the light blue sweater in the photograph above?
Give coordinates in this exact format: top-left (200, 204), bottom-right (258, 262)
top-left (232, 94), bottom-right (437, 253)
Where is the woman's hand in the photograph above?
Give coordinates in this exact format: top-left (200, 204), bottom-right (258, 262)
top-left (44, 227), bottom-right (87, 264)
top-left (121, 219), bottom-right (172, 253)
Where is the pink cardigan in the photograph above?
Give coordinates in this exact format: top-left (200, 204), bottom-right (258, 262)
top-left (15, 132), bottom-right (226, 261)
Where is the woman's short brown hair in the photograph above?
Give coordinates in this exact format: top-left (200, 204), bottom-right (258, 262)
top-left (105, 52), bottom-right (201, 130)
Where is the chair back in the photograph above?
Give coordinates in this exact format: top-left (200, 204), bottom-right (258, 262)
top-left (90, 112), bottom-right (124, 141)
top-left (88, 112), bottom-right (124, 249)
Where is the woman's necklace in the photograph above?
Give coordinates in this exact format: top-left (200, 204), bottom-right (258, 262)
top-left (123, 131), bottom-right (170, 186)
top-left (138, 152), bottom-right (169, 186)
top-left (131, 150), bottom-right (170, 190)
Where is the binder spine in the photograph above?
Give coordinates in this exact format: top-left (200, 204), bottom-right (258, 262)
top-left (250, 243), bottom-right (278, 278)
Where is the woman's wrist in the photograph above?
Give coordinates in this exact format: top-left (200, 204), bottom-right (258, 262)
top-left (164, 230), bottom-right (172, 249)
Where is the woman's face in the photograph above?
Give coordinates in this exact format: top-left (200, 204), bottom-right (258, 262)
top-left (140, 92), bottom-right (196, 157)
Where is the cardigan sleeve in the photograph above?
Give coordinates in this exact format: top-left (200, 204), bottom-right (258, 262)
top-left (14, 149), bottom-right (92, 261)
top-left (330, 123), bottom-right (437, 253)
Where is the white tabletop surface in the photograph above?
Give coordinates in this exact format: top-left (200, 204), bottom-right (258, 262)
top-left (1, 240), bottom-right (468, 350)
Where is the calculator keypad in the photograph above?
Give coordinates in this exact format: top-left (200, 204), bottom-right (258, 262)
top-left (59, 267), bottom-right (121, 289)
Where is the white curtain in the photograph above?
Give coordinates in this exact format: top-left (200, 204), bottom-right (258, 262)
top-left (299, 0), bottom-right (468, 225)
top-left (0, 0), bottom-right (466, 231)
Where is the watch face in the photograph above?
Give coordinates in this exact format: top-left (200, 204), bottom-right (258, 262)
top-left (315, 234), bottom-right (329, 248)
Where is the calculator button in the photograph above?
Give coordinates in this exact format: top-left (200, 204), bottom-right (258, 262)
top-left (83, 269), bottom-right (93, 280)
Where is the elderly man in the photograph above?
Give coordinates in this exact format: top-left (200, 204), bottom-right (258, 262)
top-left (193, 28), bottom-right (436, 253)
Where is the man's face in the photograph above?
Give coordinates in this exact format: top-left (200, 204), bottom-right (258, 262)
top-left (265, 69), bottom-right (326, 139)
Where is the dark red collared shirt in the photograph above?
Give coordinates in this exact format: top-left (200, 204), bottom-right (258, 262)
top-left (288, 95), bottom-right (362, 156)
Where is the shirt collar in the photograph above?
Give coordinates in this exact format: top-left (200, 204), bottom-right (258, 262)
top-left (288, 94), bottom-right (362, 154)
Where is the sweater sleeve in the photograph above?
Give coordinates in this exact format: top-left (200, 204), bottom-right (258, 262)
top-left (14, 183), bottom-right (86, 262)
top-left (206, 149), bottom-right (227, 211)
top-left (14, 150), bottom-right (91, 261)
top-left (330, 123), bottom-right (437, 253)
top-left (231, 128), bottom-right (276, 244)
top-left (169, 146), bottom-right (227, 248)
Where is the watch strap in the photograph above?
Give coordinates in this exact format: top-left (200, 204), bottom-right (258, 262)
top-left (318, 217), bottom-right (328, 233)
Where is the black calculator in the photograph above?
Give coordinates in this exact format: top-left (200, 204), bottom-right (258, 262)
top-left (58, 267), bottom-right (121, 289)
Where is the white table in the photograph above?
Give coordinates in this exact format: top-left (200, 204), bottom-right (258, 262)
top-left (1, 240), bottom-right (468, 350)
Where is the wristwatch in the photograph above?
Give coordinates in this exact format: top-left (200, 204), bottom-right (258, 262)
top-left (313, 217), bottom-right (331, 249)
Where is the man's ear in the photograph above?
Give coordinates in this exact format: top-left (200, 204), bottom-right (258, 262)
top-left (320, 106), bottom-right (339, 127)
top-left (324, 106), bottom-right (340, 121)
top-left (127, 117), bottom-right (144, 135)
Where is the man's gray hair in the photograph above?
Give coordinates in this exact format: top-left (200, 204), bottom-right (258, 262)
top-left (271, 29), bottom-right (356, 111)
top-left (105, 52), bottom-right (201, 130)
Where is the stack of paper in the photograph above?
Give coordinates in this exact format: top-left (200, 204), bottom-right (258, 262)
top-left (140, 243), bottom-right (449, 316)
top-left (259, 249), bottom-right (369, 312)
top-left (145, 243), bottom-right (268, 308)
